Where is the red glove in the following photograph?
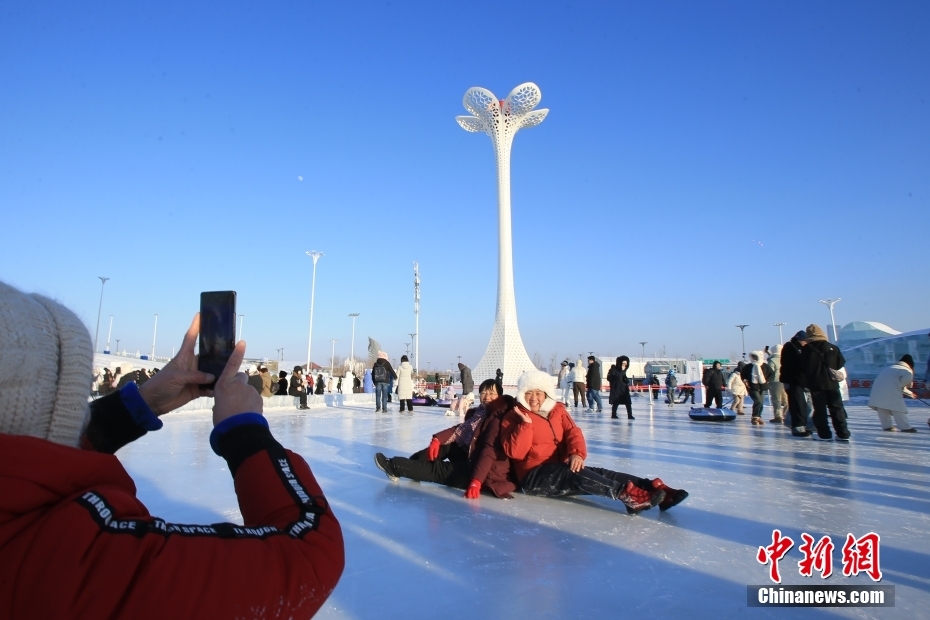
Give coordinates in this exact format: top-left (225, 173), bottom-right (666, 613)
top-left (427, 437), bottom-right (440, 461)
top-left (464, 479), bottom-right (481, 499)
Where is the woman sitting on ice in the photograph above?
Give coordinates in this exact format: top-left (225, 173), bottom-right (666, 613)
top-left (868, 354), bottom-right (918, 432)
top-left (500, 370), bottom-right (689, 514)
top-left (373, 379), bottom-right (518, 498)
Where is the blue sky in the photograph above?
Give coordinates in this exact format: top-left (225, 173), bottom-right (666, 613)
top-left (1, 1), bottom-right (927, 369)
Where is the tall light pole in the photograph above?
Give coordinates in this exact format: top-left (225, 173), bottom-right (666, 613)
top-left (639, 341), bottom-right (648, 362)
top-left (306, 251), bottom-right (324, 371)
top-left (413, 262), bottom-right (420, 380)
top-left (774, 322), bottom-right (787, 344)
top-left (408, 332), bottom-right (417, 366)
top-left (93, 276), bottom-right (110, 353)
top-left (736, 325), bottom-right (749, 360)
top-left (819, 298), bottom-right (841, 341)
top-left (457, 83), bottom-right (548, 383)
top-left (348, 313), bottom-right (360, 363)
top-left (105, 315), bottom-right (114, 353)
top-left (276, 348), bottom-right (284, 361)
top-left (237, 314), bottom-right (244, 342)
top-left (115, 339), bottom-right (120, 354)
top-left (330, 339), bottom-right (338, 376)
top-left (151, 314), bottom-right (158, 361)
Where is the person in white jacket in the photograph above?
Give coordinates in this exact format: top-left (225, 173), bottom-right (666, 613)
top-left (868, 355), bottom-right (917, 432)
top-left (728, 363), bottom-right (748, 415)
top-left (396, 355), bottom-right (415, 412)
top-left (557, 361), bottom-right (572, 406)
top-left (570, 359), bottom-right (587, 409)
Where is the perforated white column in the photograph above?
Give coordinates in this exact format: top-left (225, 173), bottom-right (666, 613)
top-left (456, 83), bottom-right (548, 386)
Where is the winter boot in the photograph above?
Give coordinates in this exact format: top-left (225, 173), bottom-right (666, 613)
top-left (618, 481), bottom-right (665, 514)
top-left (373, 453), bottom-right (398, 481)
top-left (651, 478), bottom-right (689, 511)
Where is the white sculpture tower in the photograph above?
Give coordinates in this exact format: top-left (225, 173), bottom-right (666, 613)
top-left (457, 82), bottom-right (548, 385)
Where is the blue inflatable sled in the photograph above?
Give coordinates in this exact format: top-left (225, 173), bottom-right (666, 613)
top-left (689, 407), bottom-right (737, 421)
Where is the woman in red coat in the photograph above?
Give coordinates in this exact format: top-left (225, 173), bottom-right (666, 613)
top-left (0, 281), bottom-right (344, 620)
top-left (500, 370), bottom-right (689, 514)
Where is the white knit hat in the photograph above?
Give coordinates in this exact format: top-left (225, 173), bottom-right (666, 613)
top-left (0, 281), bottom-right (93, 447)
top-left (516, 370), bottom-right (558, 417)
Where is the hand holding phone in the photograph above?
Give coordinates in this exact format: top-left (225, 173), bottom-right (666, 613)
top-left (138, 313), bottom-right (216, 415)
top-left (198, 291), bottom-right (237, 390)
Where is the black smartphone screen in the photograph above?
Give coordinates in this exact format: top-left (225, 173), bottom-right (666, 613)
top-left (198, 291), bottom-right (237, 389)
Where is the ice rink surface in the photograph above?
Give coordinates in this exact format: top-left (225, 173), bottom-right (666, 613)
top-left (117, 398), bottom-right (930, 619)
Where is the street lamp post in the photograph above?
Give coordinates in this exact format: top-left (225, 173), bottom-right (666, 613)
top-left (105, 315), bottom-right (114, 353)
top-left (639, 342), bottom-right (647, 361)
top-left (774, 322), bottom-right (787, 344)
top-left (93, 277), bottom-right (110, 353)
top-left (348, 313), bottom-right (360, 363)
top-left (151, 314), bottom-right (158, 361)
top-left (330, 339), bottom-right (337, 376)
top-left (276, 348), bottom-right (283, 361)
top-left (115, 339), bottom-right (120, 354)
top-left (819, 298), bottom-right (842, 342)
top-left (306, 251), bottom-right (324, 371)
top-left (237, 314), bottom-right (244, 342)
top-left (736, 325), bottom-right (749, 360)
top-left (413, 262), bottom-right (420, 379)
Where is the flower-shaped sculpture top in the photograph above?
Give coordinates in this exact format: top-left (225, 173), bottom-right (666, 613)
top-left (456, 82), bottom-right (548, 139)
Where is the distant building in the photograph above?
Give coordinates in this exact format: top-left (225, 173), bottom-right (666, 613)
top-left (842, 328), bottom-right (929, 396)
top-left (837, 321), bottom-right (900, 349)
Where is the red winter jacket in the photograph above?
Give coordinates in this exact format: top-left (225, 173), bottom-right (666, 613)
top-left (431, 395), bottom-right (519, 498)
top-left (0, 388), bottom-right (344, 620)
top-left (500, 401), bottom-right (587, 482)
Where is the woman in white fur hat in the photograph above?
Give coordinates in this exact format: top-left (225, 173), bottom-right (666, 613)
top-left (0, 281), bottom-right (344, 619)
top-left (500, 370), bottom-right (689, 513)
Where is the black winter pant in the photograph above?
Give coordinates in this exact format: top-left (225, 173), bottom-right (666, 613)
top-left (748, 385), bottom-right (766, 418)
top-left (398, 399), bottom-right (413, 412)
top-left (389, 442), bottom-right (472, 488)
top-left (611, 402), bottom-right (633, 417)
top-left (785, 384), bottom-right (810, 429)
top-left (810, 388), bottom-right (850, 440)
top-left (704, 386), bottom-right (723, 408)
top-left (520, 463), bottom-right (653, 499)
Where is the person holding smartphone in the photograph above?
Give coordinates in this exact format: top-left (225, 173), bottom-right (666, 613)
top-left (0, 281), bottom-right (344, 619)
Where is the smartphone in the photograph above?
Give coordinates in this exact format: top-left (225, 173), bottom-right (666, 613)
top-left (198, 291), bottom-right (237, 390)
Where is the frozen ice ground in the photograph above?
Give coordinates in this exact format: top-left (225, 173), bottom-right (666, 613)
top-left (116, 398), bottom-right (930, 619)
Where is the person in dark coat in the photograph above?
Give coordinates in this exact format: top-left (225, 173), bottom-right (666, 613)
top-left (702, 361), bottom-right (726, 408)
top-left (288, 366), bottom-right (308, 409)
top-left (607, 356), bottom-right (634, 420)
top-left (801, 324), bottom-right (850, 441)
top-left (315, 374), bottom-right (325, 395)
top-left (276, 370), bottom-right (288, 396)
top-left (649, 374), bottom-right (661, 400)
top-left (246, 368), bottom-right (263, 395)
top-left (495, 368), bottom-right (503, 384)
top-left (371, 353), bottom-right (397, 412)
top-left (780, 331), bottom-right (812, 436)
top-left (458, 363), bottom-right (474, 396)
top-left (585, 356), bottom-right (603, 413)
top-left (373, 379), bottom-right (517, 498)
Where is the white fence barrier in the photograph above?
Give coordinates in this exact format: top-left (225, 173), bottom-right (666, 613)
top-left (166, 392), bottom-right (376, 414)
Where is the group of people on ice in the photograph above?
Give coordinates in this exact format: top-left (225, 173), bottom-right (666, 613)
top-left (703, 323), bottom-right (925, 438)
top-left (374, 369), bottom-right (689, 514)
